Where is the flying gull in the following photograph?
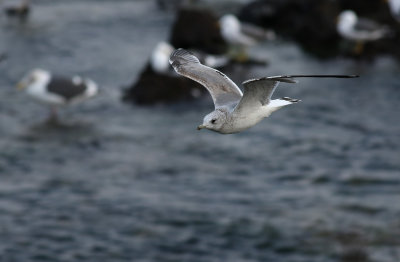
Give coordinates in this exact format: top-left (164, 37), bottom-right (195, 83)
top-left (337, 10), bottom-right (391, 53)
top-left (16, 69), bottom-right (98, 121)
top-left (169, 49), bottom-right (358, 134)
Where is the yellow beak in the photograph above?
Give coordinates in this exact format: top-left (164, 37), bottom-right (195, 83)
top-left (197, 125), bottom-right (205, 130)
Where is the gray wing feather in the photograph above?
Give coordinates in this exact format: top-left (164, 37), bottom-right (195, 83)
top-left (234, 77), bottom-right (287, 114)
top-left (169, 49), bottom-right (243, 109)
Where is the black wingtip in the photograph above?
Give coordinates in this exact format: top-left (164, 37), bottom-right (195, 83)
top-left (280, 75), bottom-right (360, 79)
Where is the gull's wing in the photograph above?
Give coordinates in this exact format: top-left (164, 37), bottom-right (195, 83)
top-left (169, 49), bottom-right (243, 109)
top-left (355, 18), bottom-right (382, 32)
top-left (233, 76), bottom-right (296, 114)
top-left (234, 75), bottom-right (359, 114)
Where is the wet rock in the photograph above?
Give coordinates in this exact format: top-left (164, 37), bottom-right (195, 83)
top-left (238, 0), bottom-right (400, 60)
top-left (170, 8), bottom-right (228, 55)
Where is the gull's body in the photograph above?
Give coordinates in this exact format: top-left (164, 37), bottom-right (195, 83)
top-left (17, 69), bottom-right (98, 120)
top-left (169, 49), bottom-right (358, 134)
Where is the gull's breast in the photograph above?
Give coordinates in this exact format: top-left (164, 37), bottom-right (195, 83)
top-left (221, 111), bottom-right (265, 134)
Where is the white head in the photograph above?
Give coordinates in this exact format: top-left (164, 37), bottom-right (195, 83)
top-left (16, 68), bottom-right (50, 90)
top-left (150, 42), bottom-right (174, 73)
top-left (338, 10), bottom-right (357, 29)
top-left (197, 110), bottom-right (227, 132)
top-left (219, 14), bottom-right (241, 39)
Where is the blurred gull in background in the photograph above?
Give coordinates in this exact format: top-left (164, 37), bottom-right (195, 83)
top-left (219, 14), bottom-right (275, 61)
top-left (219, 14), bottom-right (275, 47)
top-left (151, 41), bottom-right (230, 75)
top-left (169, 49), bottom-right (358, 134)
top-left (16, 69), bottom-right (98, 122)
top-left (337, 10), bottom-right (392, 53)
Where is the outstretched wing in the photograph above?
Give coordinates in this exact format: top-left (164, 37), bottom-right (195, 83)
top-left (234, 74), bottom-right (359, 114)
top-left (169, 49), bottom-right (243, 109)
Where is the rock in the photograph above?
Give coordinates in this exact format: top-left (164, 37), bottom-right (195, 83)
top-left (170, 8), bottom-right (228, 54)
top-left (122, 64), bottom-right (205, 105)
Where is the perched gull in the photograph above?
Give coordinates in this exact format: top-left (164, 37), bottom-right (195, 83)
top-left (16, 69), bottom-right (98, 121)
top-left (337, 10), bottom-right (391, 54)
top-left (3, 0), bottom-right (30, 19)
top-left (151, 42), bottom-right (176, 74)
top-left (219, 14), bottom-right (275, 47)
top-left (169, 49), bottom-right (358, 134)
top-left (386, 0), bottom-right (400, 22)
top-left (151, 41), bottom-right (229, 75)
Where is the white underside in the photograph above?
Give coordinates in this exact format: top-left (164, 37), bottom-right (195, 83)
top-left (219, 99), bottom-right (295, 134)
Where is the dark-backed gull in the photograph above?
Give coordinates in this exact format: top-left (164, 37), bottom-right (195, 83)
top-left (16, 69), bottom-right (98, 120)
top-left (169, 49), bottom-right (358, 134)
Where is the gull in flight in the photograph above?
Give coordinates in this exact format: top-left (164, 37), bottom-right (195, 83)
top-left (169, 49), bottom-right (358, 134)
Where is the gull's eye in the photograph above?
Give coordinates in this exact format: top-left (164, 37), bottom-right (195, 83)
top-left (211, 119), bottom-right (217, 124)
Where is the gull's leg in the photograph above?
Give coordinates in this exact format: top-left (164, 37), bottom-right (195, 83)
top-left (47, 106), bottom-right (58, 123)
top-left (354, 41), bottom-right (364, 55)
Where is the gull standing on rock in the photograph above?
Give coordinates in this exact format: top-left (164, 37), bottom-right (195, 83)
top-left (219, 14), bottom-right (275, 61)
top-left (16, 69), bottom-right (98, 121)
top-left (337, 10), bottom-right (391, 54)
top-left (169, 49), bottom-right (358, 134)
top-left (219, 14), bottom-right (275, 47)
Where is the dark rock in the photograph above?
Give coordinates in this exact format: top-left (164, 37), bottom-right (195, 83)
top-left (122, 64), bottom-right (205, 105)
top-left (170, 8), bottom-right (228, 54)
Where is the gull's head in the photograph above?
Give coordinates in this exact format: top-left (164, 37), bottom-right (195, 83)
top-left (151, 42), bottom-right (174, 74)
top-left (338, 10), bottom-right (357, 27)
top-left (219, 14), bottom-right (240, 36)
top-left (16, 68), bottom-right (50, 90)
top-left (198, 110), bottom-right (227, 132)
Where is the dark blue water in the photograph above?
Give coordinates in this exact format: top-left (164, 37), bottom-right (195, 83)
top-left (0, 1), bottom-right (399, 262)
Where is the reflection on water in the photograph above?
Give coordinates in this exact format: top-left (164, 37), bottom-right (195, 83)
top-left (0, 1), bottom-right (399, 262)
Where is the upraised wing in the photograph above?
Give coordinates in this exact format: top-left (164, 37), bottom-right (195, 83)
top-left (169, 49), bottom-right (243, 109)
